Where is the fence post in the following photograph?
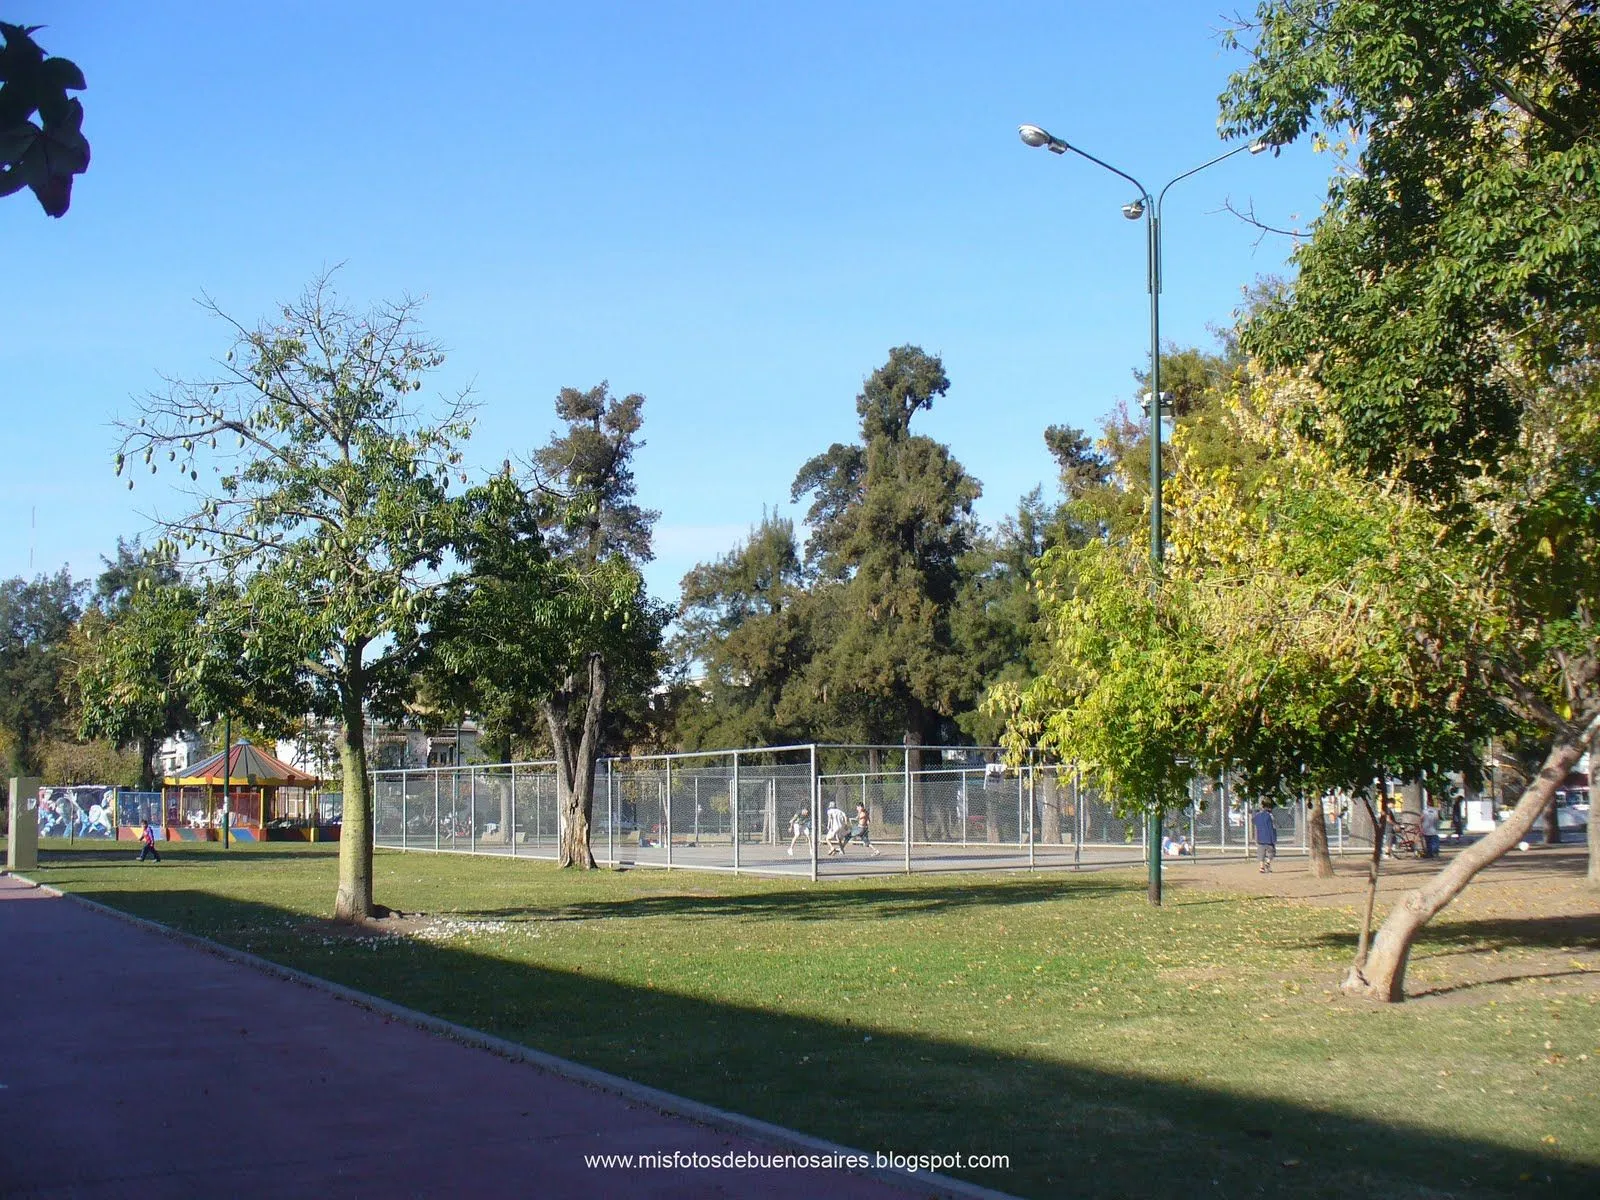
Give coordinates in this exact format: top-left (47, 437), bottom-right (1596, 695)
top-left (665, 758), bottom-right (673, 871)
top-left (960, 770), bottom-right (968, 848)
top-left (400, 771), bottom-right (407, 851)
top-left (1074, 769), bottom-right (1082, 871)
top-left (731, 751), bottom-right (740, 874)
top-left (1017, 768), bottom-right (1024, 850)
top-left (1220, 773), bottom-right (1228, 853)
top-left (433, 771), bottom-right (440, 853)
top-left (1026, 764), bottom-right (1035, 870)
top-left (809, 744), bottom-right (819, 883)
top-left (469, 766), bottom-right (477, 855)
top-left (903, 749), bottom-right (911, 874)
top-left (510, 766), bottom-right (518, 857)
top-left (607, 761), bottom-right (615, 866)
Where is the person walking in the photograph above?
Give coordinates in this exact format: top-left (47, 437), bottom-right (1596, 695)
top-left (787, 807), bottom-right (811, 857)
top-left (137, 820), bottom-right (161, 863)
top-left (1421, 801), bottom-right (1441, 859)
top-left (824, 799), bottom-right (849, 856)
top-left (854, 801), bottom-right (881, 858)
top-left (1251, 802), bottom-right (1278, 873)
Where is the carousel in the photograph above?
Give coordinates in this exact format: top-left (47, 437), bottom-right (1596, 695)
top-left (162, 741), bottom-right (329, 841)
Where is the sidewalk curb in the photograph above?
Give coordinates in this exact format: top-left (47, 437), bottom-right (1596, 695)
top-left (9, 874), bottom-right (1015, 1200)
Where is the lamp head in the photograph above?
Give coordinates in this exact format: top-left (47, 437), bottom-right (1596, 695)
top-left (1121, 199), bottom-right (1145, 220)
top-left (1018, 124), bottom-right (1067, 154)
top-left (1248, 140), bottom-right (1269, 155)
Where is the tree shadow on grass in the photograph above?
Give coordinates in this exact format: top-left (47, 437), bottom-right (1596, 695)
top-left (454, 876), bottom-right (1141, 924)
top-left (47, 885), bottom-right (1600, 1200)
top-left (1298, 913), bottom-right (1600, 956)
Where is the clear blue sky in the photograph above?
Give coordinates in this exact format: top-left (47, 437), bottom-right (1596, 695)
top-left (2, 1), bottom-right (1330, 603)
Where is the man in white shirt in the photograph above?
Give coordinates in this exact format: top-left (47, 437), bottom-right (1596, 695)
top-left (824, 800), bottom-right (849, 856)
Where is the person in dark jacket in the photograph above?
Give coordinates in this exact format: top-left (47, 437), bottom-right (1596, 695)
top-left (1251, 803), bottom-right (1277, 873)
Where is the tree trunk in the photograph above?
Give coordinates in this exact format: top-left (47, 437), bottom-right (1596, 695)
top-left (904, 731), bottom-right (924, 841)
top-left (137, 732), bottom-right (157, 794)
top-left (333, 662), bottom-right (376, 923)
top-left (1349, 790), bottom-right (1388, 975)
top-left (547, 653), bottom-right (608, 870)
top-left (1040, 769), bottom-right (1062, 844)
top-left (1306, 792), bottom-right (1335, 877)
top-left (1544, 790), bottom-right (1562, 844)
top-left (1346, 723), bottom-right (1596, 1002)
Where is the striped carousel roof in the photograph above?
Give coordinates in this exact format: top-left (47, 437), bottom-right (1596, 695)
top-left (166, 740), bottom-right (320, 787)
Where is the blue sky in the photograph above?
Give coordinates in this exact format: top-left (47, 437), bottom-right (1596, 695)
top-left (2, 1), bottom-right (1331, 602)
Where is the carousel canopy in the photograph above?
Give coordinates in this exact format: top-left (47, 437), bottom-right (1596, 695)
top-left (166, 741), bottom-right (320, 787)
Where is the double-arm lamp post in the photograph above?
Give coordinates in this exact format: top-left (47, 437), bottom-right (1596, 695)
top-left (1018, 123), bottom-right (1264, 906)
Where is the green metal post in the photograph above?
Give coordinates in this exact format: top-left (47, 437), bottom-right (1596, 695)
top-left (1146, 205), bottom-right (1163, 908)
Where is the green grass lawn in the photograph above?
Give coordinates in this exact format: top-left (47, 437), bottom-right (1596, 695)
top-left (18, 841), bottom-right (1600, 1198)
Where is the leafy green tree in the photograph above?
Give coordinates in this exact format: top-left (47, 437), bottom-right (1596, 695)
top-left (116, 274), bottom-right (471, 920)
top-left (992, 375), bottom-right (1507, 956)
top-left (673, 513), bottom-right (812, 749)
top-left (1216, 0), bottom-right (1600, 994)
top-left (786, 347), bottom-right (980, 765)
top-left (73, 577), bottom-right (202, 792)
top-left (534, 383), bottom-right (658, 564)
top-left (1222, 0), bottom-right (1600, 499)
top-left (431, 471), bottom-right (661, 867)
top-left (432, 385), bottom-right (664, 868)
top-left (0, 22), bottom-right (89, 216)
top-left (93, 538), bottom-right (180, 612)
top-left (0, 569), bottom-right (82, 775)
top-left (535, 384), bottom-right (665, 862)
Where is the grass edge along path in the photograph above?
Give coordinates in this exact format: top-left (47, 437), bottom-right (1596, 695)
top-left (8, 873), bottom-right (1012, 1200)
top-left (15, 843), bottom-right (1600, 1198)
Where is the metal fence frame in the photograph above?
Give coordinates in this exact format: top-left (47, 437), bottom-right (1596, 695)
top-left (372, 744), bottom-right (1355, 879)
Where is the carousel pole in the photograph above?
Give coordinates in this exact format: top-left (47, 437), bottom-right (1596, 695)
top-left (222, 714), bottom-right (232, 850)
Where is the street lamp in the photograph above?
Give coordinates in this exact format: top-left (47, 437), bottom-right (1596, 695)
top-left (1019, 122), bottom-right (1265, 906)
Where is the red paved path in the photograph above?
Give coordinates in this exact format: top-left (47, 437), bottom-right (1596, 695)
top-left (0, 876), bottom-right (932, 1199)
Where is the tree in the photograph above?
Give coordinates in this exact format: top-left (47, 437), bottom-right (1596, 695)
top-left (93, 538), bottom-right (180, 612)
top-left (433, 385), bottom-right (664, 869)
top-left (787, 347), bottom-right (982, 780)
top-left (116, 274), bottom-right (471, 921)
top-left (534, 384), bottom-right (658, 564)
top-left (0, 569), bottom-right (82, 775)
top-left (73, 578), bottom-right (202, 792)
top-left (534, 384), bottom-right (664, 866)
top-left (673, 513), bottom-right (812, 750)
top-left (431, 471), bottom-right (662, 868)
top-left (71, 541), bottom-right (197, 792)
top-left (1221, 1), bottom-right (1600, 492)
top-left (1215, 0), bottom-right (1600, 990)
top-left (992, 375), bottom-right (1512, 975)
top-left (0, 22), bottom-right (89, 216)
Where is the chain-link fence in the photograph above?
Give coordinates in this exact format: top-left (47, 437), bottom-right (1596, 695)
top-left (373, 745), bottom-right (1350, 878)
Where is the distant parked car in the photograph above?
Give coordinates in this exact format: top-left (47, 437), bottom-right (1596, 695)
top-left (1499, 791), bottom-right (1588, 837)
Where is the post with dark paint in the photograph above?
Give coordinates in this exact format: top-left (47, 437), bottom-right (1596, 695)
top-left (222, 714), bottom-right (231, 850)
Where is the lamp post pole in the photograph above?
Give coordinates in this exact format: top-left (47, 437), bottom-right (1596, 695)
top-left (1018, 125), bottom-right (1264, 906)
